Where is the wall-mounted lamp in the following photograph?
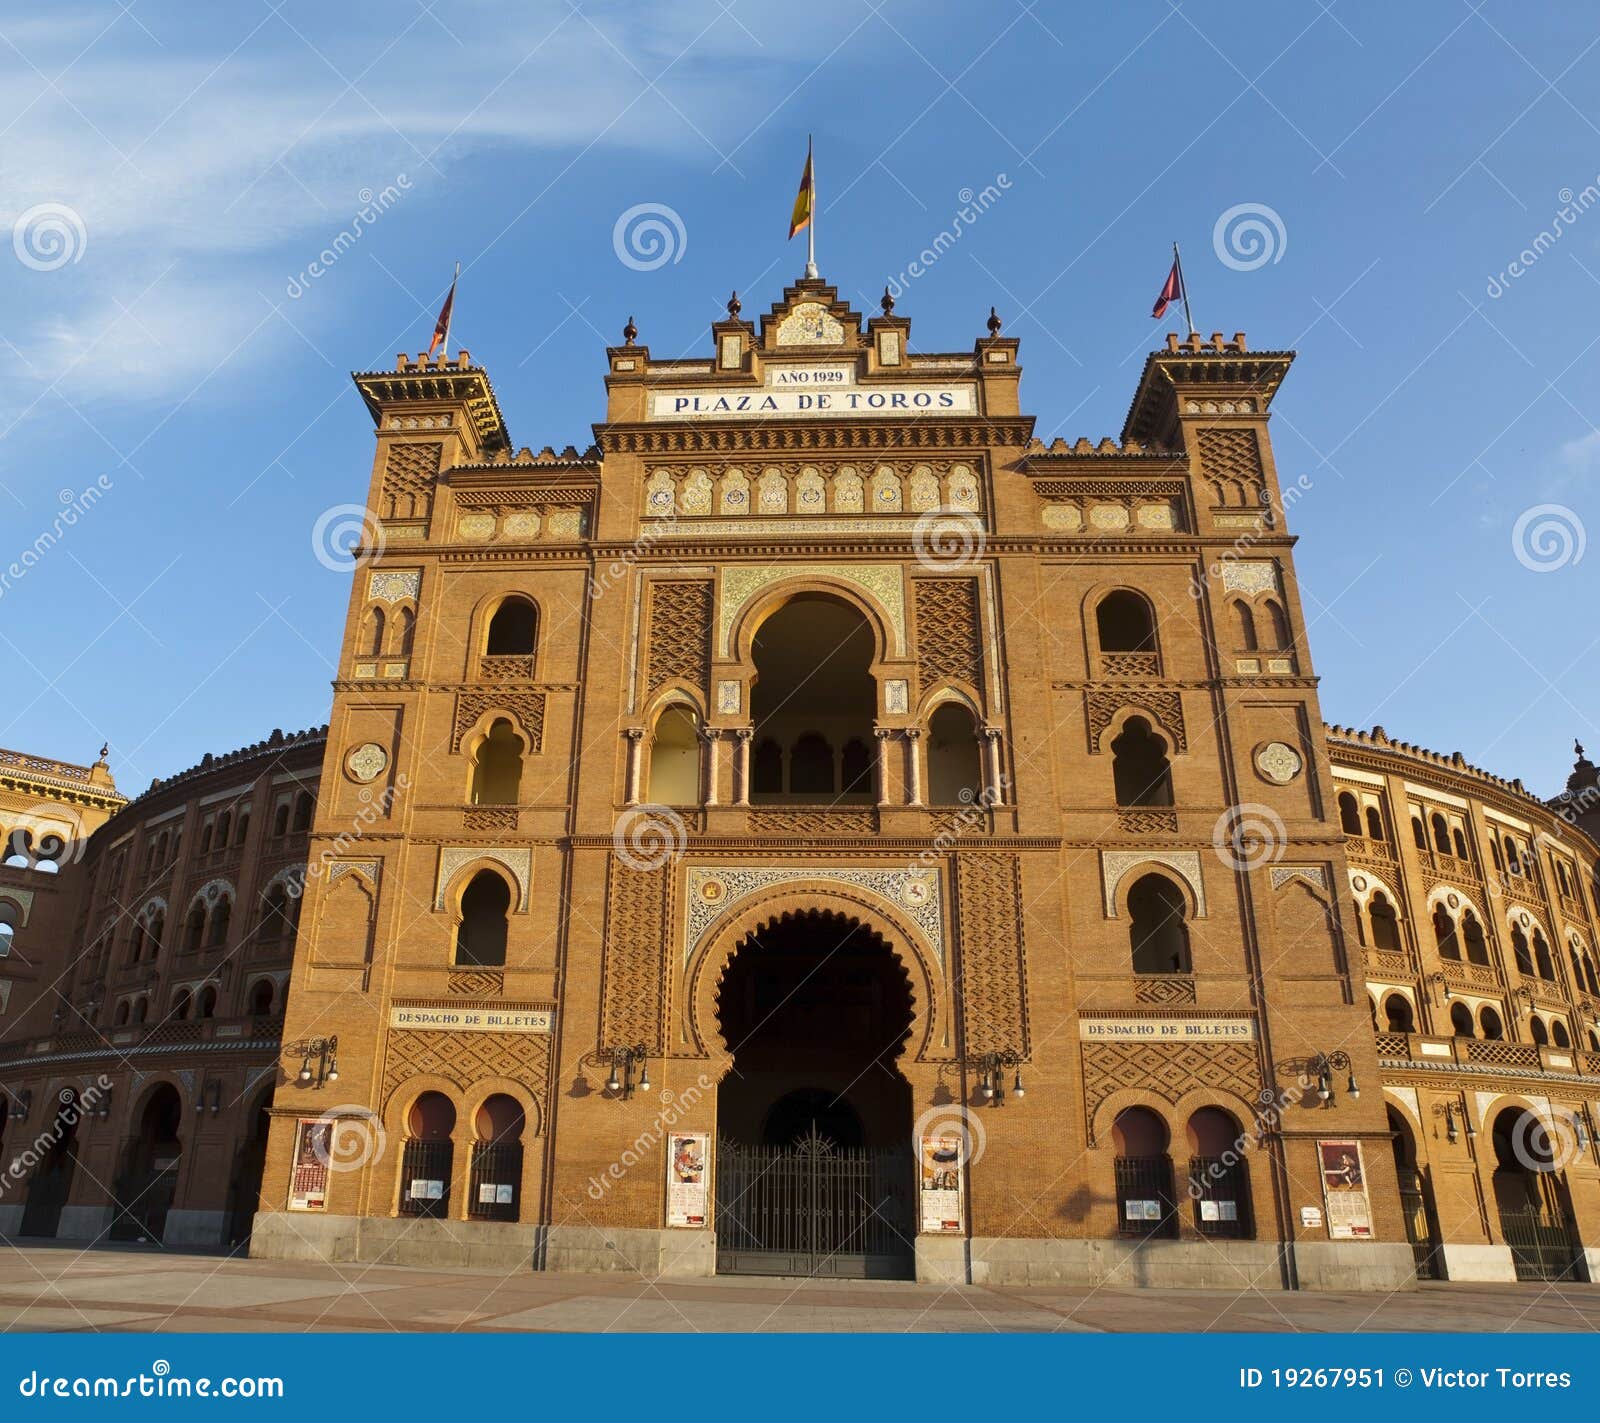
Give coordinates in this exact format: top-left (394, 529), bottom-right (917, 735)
top-left (1426, 971), bottom-right (1451, 1003)
top-left (95, 1085), bottom-right (113, 1120)
top-left (1573, 1107), bottom-right (1592, 1151)
top-left (1309, 1050), bottom-right (1359, 1106)
top-left (966, 1050), bottom-right (1027, 1107)
top-left (195, 1079), bottom-right (223, 1116)
top-left (5, 1088), bottom-right (31, 1121)
top-left (601, 1043), bottom-right (649, 1100)
top-left (285, 1036), bottom-right (338, 1088)
top-left (1514, 985), bottom-right (1536, 1014)
top-left (1431, 1099), bottom-right (1461, 1144)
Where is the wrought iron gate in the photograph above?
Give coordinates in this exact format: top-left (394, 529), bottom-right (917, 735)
top-left (1500, 1206), bottom-right (1581, 1282)
top-left (1397, 1171), bottom-right (1441, 1280)
top-left (715, 1129), bottom-right (915, 1279)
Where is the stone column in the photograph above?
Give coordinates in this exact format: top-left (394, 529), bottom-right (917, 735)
top-left (734, 729), bottom-right (753, 806)
top-left (624, 729), bottom-right (645, 805)
top-left (874, 728), bottom-right (893, 808)
top-left (701, 727), bottom-right (721, 807)
top-left (905, 729), bottom-right (924, 807)
top-left (982, 726), bottom-right (1004, 804)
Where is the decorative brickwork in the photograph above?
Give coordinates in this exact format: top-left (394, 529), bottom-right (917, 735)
top-left (953, 854), bottom-right (1029, 1055)
top-left (382, 1026), bottom-right (551, 1129)
top-left (1194, 427), bottom-right (1264, 507)
top-left (646, 580), bottom-right (712, 699)
top-left (1134, 975), bottom-right (1196, 1005)
top-left (1087, 688), bottom-right (1186, 752)
top-left (380, 441), bottom-right (441, 520)
top-left (447, 970), bottom-right (504, 997)
top-left (601, 857), bottom-right (669, 1053)
top-left (913, 578), bottom-right (983, 694)
top-left (450, 690), bottom-right (545, 754)
top-left (1082, 1040), bottom-right (1259, 1143)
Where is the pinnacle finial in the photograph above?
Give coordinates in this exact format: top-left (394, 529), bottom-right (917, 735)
top-left (622, 315), bottom-right (637, 346)
top-left (986, 305), bottom-right (1002, 337)
top-left (1579, 739), bottom-right (1588, 760)
top-left (881, 286), bottom-right (895, 316)
top-left (727, 291), bottom-right (741, 319)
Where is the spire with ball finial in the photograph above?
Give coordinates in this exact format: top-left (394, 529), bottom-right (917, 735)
top-left (987, 306), bottom-right (1002, 337)
top-left (881, 286), bottom-right (895, 316)
top-left (727, 291), bottom-right (741, 320)
top-left (622, 315), bottom-right (637, 346)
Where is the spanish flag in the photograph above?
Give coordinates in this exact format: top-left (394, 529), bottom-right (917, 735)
top-left (789, 139), bottom-right (814, 240)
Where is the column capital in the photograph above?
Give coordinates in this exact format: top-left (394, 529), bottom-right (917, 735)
top-left (625, 727), bottom-right (647, 743)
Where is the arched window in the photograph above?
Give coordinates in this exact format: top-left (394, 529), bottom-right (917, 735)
top-left (361, 606), bottom-right (385, 658)
top-left (1384, 994), bottom-right (1415, 1033)
top-left (468, 1094), bottom-right (525, 1223)
top-left (1433, 904), bottom-right (1460, 960)
top-left (454, 871), bottom-right (510, 967)
top-left (399, 1092), bottom-right (456, 1219)
top-left (1479, 1006), bottom-right (1504, 1041)
top-left (392, 605), bottom-right (416, 656)
top-left (207, 897), bottom-right (232, 949)
top-left (114, 1000), bottom-right (129, 1027)
top-left (132, 996), bottom-right (148, 1024)
top-left (789, 732), bottom-right (835, 798)
top-left (485, 598), bottom-right (538, 656)
top-left (1583, 952), bottom-right (1598, 996)
top-left (1530, 1016), bottom-right (1549, 1046)
top-left (1431, 814), bottom-right (1450, 855)
top-left (1461, 911), bottom-right (1489, 967)
top-left (1261, 598), bottom-right (1291, 650)
top-left (1511, 926), bottom-right (1534, 976)
top-left (1551, 1018), bottom-right (1571, 1049)
top-left (235, 811), bottom-right (249, 845)
top-left (1110, 716), bottom-right (1173, 808)
top-left (469, 718), bottom-right (525, 806)
top-left (840, 738), bottom-right (873, 798)
top-left (1112, 1107), bottom-right (1176, 1239)
top-left (184, 903), bottom-right (206, 952)
top-left (1363, 889), bottom-right (1401, 954)
top-left (1128, 874), bottom-right (1191, 974)
top-left (1451, 826), bottom-right (1468, 860)
top-left (1490, 837), bottom-right (1504, 872)
top-left (197, 985), bottom-right (217, 1019)
top-left (273, 803), bottom-right (290, 838)
top-left (216, 811), bottom-right (232, 847)
top-left (1449, 1002), bottom-right (1474, 1038)
top-left (1503, 835), bottom-right (1520, 875)
top-left (1364, 805), bottom-right (1384, 841)
top-left (171, 988), bottom-right (192, 1020)
top-left (752, 738), bottom-right (783, 797)
top-left (1232, 601), bottom-right (1258, 651)
top-left (1351, 898), bottom-right (1367, 946)
top-left (646, 705), bottom-right (700, 805)
top-left (292, 792), bottom-right (313, 832)
top-left (927, 703), bottom-right (982, 806)
top-left (1185, 1107), bottom-right (1252, 1239)
top-left (248, 979), bottom-right (275, 1016)
top-left (198, 821), bottom-right (213, 855)
top-left (1591, 1029), bottom-right (1600, 1052)
top-left (1095, 591), bottom-right (1157, 653)
top-left (145, 911), bottom-right (165, 957)
top-left (1533, 930), bottom-right (1555, 980)
top-left (1338, 792), bottom-right (1361, 836)
top-left (1411, 816), bottom-right (1427, 851)
top-left (261, 884), bottom-right (292, 942)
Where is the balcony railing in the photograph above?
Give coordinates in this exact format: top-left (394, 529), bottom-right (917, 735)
top-left (1375, 1032), bottom-right (1594, 1077)
top-left (1098, 651), bottom-right (1161, 680)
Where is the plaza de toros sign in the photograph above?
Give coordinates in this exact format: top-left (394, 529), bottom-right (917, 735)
top-left (647, 363), bottom-right (976, 420)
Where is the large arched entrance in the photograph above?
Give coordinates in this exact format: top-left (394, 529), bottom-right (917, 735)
top-left (225, 1086), bottom-right (274, 1252)
top-left (1489, 1106), bottom-right (1582, 1281)
top-left (712, 909), bottom-right (916, 1278)
top-left (110, 1083), bottom-right (183, 1243)
top-left (19, 1089), bottom-right (82, 1238)
top-left (1388, 1106), bottom-right (1440, 1279)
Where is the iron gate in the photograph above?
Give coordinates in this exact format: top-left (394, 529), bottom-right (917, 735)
top-left (1397, 1172), bottom-right (1441, 1280)
top-left (1500, 1206), bottom-right (1581, 1282)
top-left (714, 1129), bottom-right (915, 1279)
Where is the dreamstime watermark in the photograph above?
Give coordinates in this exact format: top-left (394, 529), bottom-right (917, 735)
top-left (586, 1076), bottom-right (713, 1199)
top-left (17, 1362), bottom-right (284, 1400)
top-left (912, 1103), bottom-right (987, 1167)
top-left (1189, 474), bottom-right (1313, 598)
top-left (1, 1078), bottom-right (112, 1197)
top-left (1212, 202), bottom-right (1287, 272)
top-left (1506, 1108), bottom-right (1585, 1174)
top-left (310, 1106), bottom-right (388, 1172)
top-left (311, 503), bottom-right (386, 572)
top-left (1186, 1077), bottom-right (1311, 1201)
top-left (12, 202), bottom-right (87, 272)
top-left (912, 508), bottom-right (987, 572)
top-left (2, 802), bottom-right (89, 874)
top-left (286, 177), bottom-right (411, 298)
top-left (612, 203), bottom-right (687, 272)
top-left (885, 175), bottom-right (1011, 298)
top-left (0, 477), bottom-right (114, 600)
top-left (613, 804), bottom-right (688, 871)
top-left (1212, 802), bottom-right (1288, 872)
top-left (1486, 179), bottom-right (1600, 298)
top-left (286, 774), bottom-right (410, 899)
top-left (1511, 503), bottom-right (1585, 572)
top-left (911, 778), bottom-right (1009, 872)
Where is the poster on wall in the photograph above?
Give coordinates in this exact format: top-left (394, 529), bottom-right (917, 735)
top-left (288, 1118), bottom-right (331, 1212)
top-left (1316, 1139), bottom-right (1373, 1240)
top-left (919, 1134), bottom-right (965, 1233)
top-left (666, 1132), bottom-right (709, 1228)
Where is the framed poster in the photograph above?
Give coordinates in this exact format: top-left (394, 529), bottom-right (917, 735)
top-left (666, 1132), bottom-right (709, 1228)
top-left (919, 1134), bottom-right (965, 1233)
top-left (288, 1117), bottom-right (331, 1212)
top-left (1317, 1139), bottom-right (1373, 1240)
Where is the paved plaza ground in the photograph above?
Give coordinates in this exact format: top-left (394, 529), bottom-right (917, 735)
top-left (0, 1245), bottom-right (1596, 1332)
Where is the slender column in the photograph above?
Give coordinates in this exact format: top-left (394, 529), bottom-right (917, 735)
top-left (874, 728), bottom-right (893, 808)
top-left (982, 726), bottom-right (1004, 804)
top-left (701, 727), bottom-right (721, 807)
top-left (734, 728), bottom-right (753, 806)
top-left (904, 728), bottom-right (923, 807)
top-left (624, 729), bottom-right (645, 805)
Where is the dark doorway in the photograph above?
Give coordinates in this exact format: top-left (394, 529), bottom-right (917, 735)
top-left (1490, 1107), bottom-right (1582, 1282)
top-left (226, 1088), bottom-right (273, 1252)
top-left (110, 1084), bottom-right (183, 1243)
top-left (713, 911), bottom-right (915, 1278)
top-left (19, 1090), bottom-right (83, 1238)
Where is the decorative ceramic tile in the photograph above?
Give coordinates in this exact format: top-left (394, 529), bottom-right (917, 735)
top-left (718, 564), bottom-right (905, 656)
top-left (435, 846), bottom-right (531, 912)
top-left (368, 570), bottom-right (420, 603)
top-left (1101, 850), bottom-right (1206, 918)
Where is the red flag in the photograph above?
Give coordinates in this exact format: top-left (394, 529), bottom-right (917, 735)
top-left (1151, 258), bottom-right (1182, 319)
top-left (427, 268), bottom-right (457, 357)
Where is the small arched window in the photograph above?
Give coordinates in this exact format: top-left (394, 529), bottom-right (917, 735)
top-left (1364, 806), bottom-right (1384, 841)
top-left (469, 718), bottom-right (525, 806)
top-left (114, 1000), bottom-right (129, 1027)
top-left (172, 988), bottom-right (192, 1020)
top-left (208, 897), bottom-right (232, 949)
top-left (1533, 930), bottom-right (1555, 980)
top-left (1095, 591), bottom-right (1157, 653)
top-left (1369, 892), bottom-right (1402, 952)
top-left (1232, 601), bottom-right (1258, 651)
top-left (292, 792), bottom-right (313, 833)
top-left (1261, 598), bottom-right (1291, 650)
top-left (1479, 1006), bottom-right (1504, 1041)
top-left (1511, 926), bottom-right (1534, 976)
top-left (1128, 874), bottom-right (1191, 974)
top-left (1449, 1002), bottom-right (1474, 1038)
top-left (392, 605), bottom-right (416, 656)
top-left (273, 803), bottom-right (290, 838)
top-left (1111, 717), bottom-right (1173, 808)
top-left (1551, 1018), bottom-right (1571, 1049)
top-left (485, 598), bottom-right (538, 656)
top-left (454, 871), bottom-right (510, 967)
top-left (399, 1092), bottom-right (456, 1219)
top-left (646, 706), bottom-right (700, 805)
top-left (927, 703), bottom-right (982, 806)
top-left (361, 606), bottom-right (385, 658)
top-left (1461, 911), bottom-right (1489, 966)
top-left (1112, 1107), bottom-right (1176, 1239)
top-left (789, 732), bottom-right (835, 798)
top-left (1431, 814), bottom-right (1450, 855)
top-left (132, 996), bottom-right (148, 1024)
top-left (248, 979), bottom-right (275, 1016)
top-left (1451, 826), bottom-right (1468, 859)
top-left (752, 738), bottom-right (783, 797)
top-left (1530, 1016), bottom-right (1549, 1046)
top-left (1433, 904), bottom-right (1460, 960)
top-left (184, 903), bottom-right (206, 952)
top-left (1503, 835), bottom-right (1520, 875)
top-left (197, 985), bottom-right (217, 1019)
top-left (1337, 792), bottom-right (1361, 836)
top-left (198, 821), bottom-right (213, 855)
top-left (840, 738), bottom-right (873, 798)
top-left (1411, 816), bottom-right (1427, 851)
top-left (1384, 994), bottom-right (1415, 1033)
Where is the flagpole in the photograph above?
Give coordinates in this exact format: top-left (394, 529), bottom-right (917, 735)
top-left (443, 260), bottom-right (460, 356)
top-left (1173, 241), bottom-right (1197, 337)
top-left (805, 135), bottom-right (818, 279)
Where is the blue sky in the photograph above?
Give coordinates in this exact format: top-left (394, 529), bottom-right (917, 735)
top-left (1, 1), bottom-right (1596, 801)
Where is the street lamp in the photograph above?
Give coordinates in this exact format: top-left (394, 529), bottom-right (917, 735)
top-left (1310, 1050), bottom-right (1359, 1105)
top-left (602, 1044), bottom-right (649, 1100)
top-left (967, 1050), bottom-right (1027, 1107)
top-left (285, 1036), bottom-right (338, 1088)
